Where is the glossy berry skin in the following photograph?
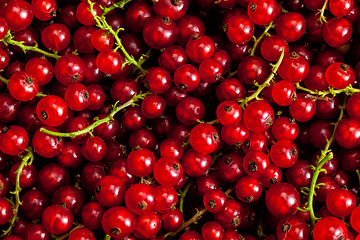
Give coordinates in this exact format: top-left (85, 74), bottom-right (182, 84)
top-left (217, 153), bottom-right (245, 183)
top-left (326, 188), bottom-right (356, 217)
top-left (111, 78), bottom-right (140, 104)
top-left (95, 175), bottom-right (126, 207)
top-left (276, 216), bottom-right (309, 240)
top-left (0, 17), bottom-right (9, 40)
top-left (176, 97), bottom-right (205, 125)
top-left (261, 164), bottom-right (282, 188)
top-left (76, 1), bottom-right (101, 26)
top-left (96, 50), bottom-right (122, 74)
top-left (325, 62), bottom-right (356, 89)
top-left (265, 183), bottom-right (300, 217)
top-left (214, 199), bottom-right (245, 230)
top-left (31, 0), bottom-right (57, 21)
top-left (0, 49), bottom-right (9, 70)
top-left (25, 58), bottom-right (54, 86)
top-left (37, 163), bottom-right (70, 195)
top-left (8, 71), bottom-right (38, 101)
top-left (52, 186), bottom-right (84, 215)
top-left (54, 54), bottom-right (85, 86)
top-left (64, 83), bottom-right (90, 111)
top-left (68, 228), bottom-right (95, 240)
top-left (347, 93), bottom-right (360, 121)
top-left (335, 118), bottom-right (360, 148)
top-left (261, 35), bottom-right (289, 62)
top-left (286, 160), bottom-right (313, 188)
top-left (238, 55), bottom-right (269, 85)
top-left (235, 176), bottom-right (262, 203)
top-left (272, 117), bottom-right (299, 141)
top-left (141, 95), bottom-right (166, 119)
top-left (32, 127), bottom-right (63, 158)
top-left (225, 15), bottom-right (254, 45)
top-left (91, 29), bottom-right (114, 51)
top-left (322, 17), bottom-right (353, 47)
top-left (127, 148), bottom-right (156, 177)
top-left (125, 183), bottom-right (155, 215)
top-left (153, 0), bottom-right (188, 21)
top-left (174, 64), bottom-right (201, 92)
top-left (81, 136), bottom-right (107, 162)
top-left (145, 67), bottom-right (172, 94)
top-left (186, 35), bottom-right (215, 63)
top-left (247, 0), bottom-right (279, 25)
top-left (243, 100), bottom-right (274, 133)
top-left (0, 197), bottom-right (14, 225)
top-left (0, 125), bottom-right (28, 156)
top-left (221, 121), bottom-right (250, 146)
top-left (81, 201), bottom-right (105, 230)
top-left (199, 58), bottom-right (223, 83)
top-left (154, 185), bottom-right (178, 213)
top-left (161, 208), bottom-right (183, 232)
top-left (41, 23), bottom-right (70, 51)
top-left (1, 0), bottom-right (33, 32)
top-left (270, 140), bottom-right (298, 168)
top-left (176, 15), bottom-right (205, 46)
top-left (350, 206), bottom-right (360, 233)
top-left (201, 221), bottom-right (224, 240)
top-left (42, 205), bottom-right (73, 235)
top-left (179, 231), bottom-right (202, 240)
top-left (189, 123), bottom-right (219, 154)
top-left (142, 16), bottom-right (178, 50)
top-left (102, 206), bottom-right (135, 239)
top-left (276, 12), bottom-right (306, 42)
top-left (216, 78), bottom-right (246, 102)
top-left (329, 0), bottom-right (353, 17)
top-left (133, 211), bottom-right (162, 239)
top-left (160, 139), bottom-right (183, 161)
top-left (243, 150), bottom-right (270, 178)
top-left (216, 100), bottom-right (242, 126)
top-left (182, 148), bottom-right (212, 177)
top-left (272, 80), bottom-right (297, 106)
top-left (313, 217), bottom-right (348, 240)
top-left (203, 189), bottom-right (227, 214)
top-left (279, 52), bottom-right (310, 83)
top-left (289, 93), bottom-right (316, 122)
top-left (36, 95), bottom-right (68, 127)
top-left (153, 157), bottom-right (183, 186)
top-left (9, 161), bottom-right (36, 189)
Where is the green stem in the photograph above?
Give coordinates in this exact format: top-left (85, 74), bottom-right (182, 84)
top-left (1, 148), bottom-right (34, 238)
top-left (179, 178), bottom-right (195, 213)
top-left (318, 0), bottom-right (329, 23)
top-left (1, 32), bottom-right (60, 60)
top-left (0, 75), bottom-right (8, 85)
top-left (304, 96), bottom-right (346, 227)
top-left (238, 49), bottom-right (285, 109)
top-left (101, 0), bottom-right (133, 15)
top-left (250, 21), bottom-right (275, 56)
top-left (295, 83), bottom-right (360, 98)
top-left (87, 0), bottom-right (147, 75)
top-left (356, 170), bottom-right (360, 188)
top-left (40, 92), bottom-right (150, 138)
top-left (54, 224), bottom-right (85, 240)
top-left (104, 234), bottom-right (111, 240)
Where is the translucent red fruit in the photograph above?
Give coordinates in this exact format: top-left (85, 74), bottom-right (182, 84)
top-left (36, 95), bottom-right (68, 127)
top-left (42, 205), bottom-right (74, 235)
top-left (102, 206), bottom-right (135, 239)
top-left (276, 12), bottom-right (306, 42)
top-left (265, 182), bottom-right (300, 217)
top-left (335, 118), bottom-right (360, 148)
top-left (0, 125), bottom-right (28, 156)
top-left (247, 0), bottom-right (279, 25)
top-left (8, 71), bottom-right (38, 101)
top-left (322, 17), bottom-right (353, 47)
top-left (189, 123), bottom-right (219, 154)
top-left (243, 100), bottom-right (274, 133)
top-left (224, 15), bottom-right (254, 45)
top-left (313, 217), bottom-right (348, 240)
top-left (326, 188), bottom-right (357, 217)
top-left (216, 100), bottom-right (242, 126)
top-left (325, 62), bottom-right (356, 89)
top-left (64, 83), bottom-right (90, 111)
top-left (289, 93), bottom-right (316, 122)
top-left (96, 50), bottom-right (122, 74)
top-left (278, 52), bottom-right (310, 83)
top-left (31, 0), bottom-right (57, 21)
top-left (1, 0), bottom-right (33, 32)
top-left (153, 157), bottom-right (183, 186)
top-left (41, 23), bottom-right (70, 51)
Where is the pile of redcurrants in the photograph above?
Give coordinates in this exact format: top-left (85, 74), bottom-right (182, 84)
top-left (0, 0), bottom-right (359, 239)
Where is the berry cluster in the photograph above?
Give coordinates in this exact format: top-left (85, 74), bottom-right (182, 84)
top-left (0, 0), bottom-right (359, 239)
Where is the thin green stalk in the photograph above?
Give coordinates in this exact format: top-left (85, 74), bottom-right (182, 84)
top-left (301, 96), bottom-right (346, 227)
top-left (295, 83), bottom-right (360, 98)
top-left (249, 21), bottom-right (275, 56)
top-left (238, 50), bottom-right (285, 109)
top-left (179, 178), bottom-right (195, 213)
top-left (104, 234), bottom-right (111, 240)
top-left (0, 75), bottom-right (8, 85)
top-left (1, 32), bottom-right (60, 60)
top-left (40, 92), bottom-right (150, 138)
top-left (87, 0), bottom-right (147, 76)
top-left (318, 0), bottom-right (329, 24)
top-left (1, 148), bottom-right (34, 238)
top-left (101, 0), bottom-right (133, 15)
